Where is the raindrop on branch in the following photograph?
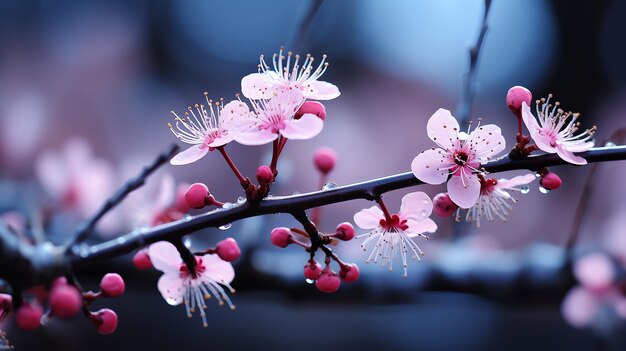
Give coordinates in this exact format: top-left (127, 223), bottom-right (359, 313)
top-left (219, 223), bottom-right (232, 230)
top-left (520, 186), bottom-right (530, 194)
top-left (322, 181), bottom-right (338, 190)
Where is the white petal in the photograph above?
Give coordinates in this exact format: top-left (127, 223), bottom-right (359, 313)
top-left (170, 145), bottom-right (209, 165)
top-left (495, 173), bottom-right (536, 190)
top-left (400, 191), bottom-right (433, 221)
top-left (148, 241), bottom-right (182, 275)
top-left (406, 218), bottom-right (438, 235)
top-left (307, 81), bottom-right (340, 100)
top-left (411, 148), bottom-right (450, 185)
top-left (354, 206), bottom-right (384, 229)
top-left (234, 126), bottom-right (278, 145)
top-left (281, 113), bottom-right (324, 140)
top-left (157, 274), bottom-right (185, 305)
top-left (556, 144), bottom-right (587, 165)
top-left (427, 108), bottom-right (460, 150)
top-left (467, 124), bottom-right (506, 160)
top-left (220, 100), bottom-right (251, 129)
top-left (447, 173), bottom-right (480, 208)
top-left (241, 73), bottom-right (272, 99)
top-left (201, 254), bottom-right (235, 284)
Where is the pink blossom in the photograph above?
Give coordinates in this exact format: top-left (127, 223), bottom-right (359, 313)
top-left (411, 109), bottom-right (506, 208)
top-left (148, 241), bottom-right (235, 327)
top-left (456, 173), bottom-right (536, 227)
top-left (241, 48), bottom-right (340, 101)
top-left (235, 89), bottom-right (323, 145)
top-left (521, 95), bottom-right (595, 165)
top-left (169, 94), bottom-right (250, 165)
top-left (127, 174), bottom-right (188, 228)
top-left (354, 192), bottom-right (437, 277)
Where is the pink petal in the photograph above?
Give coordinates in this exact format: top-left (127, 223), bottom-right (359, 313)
top-left (201, 254), bottom-right (235, 284)
top-left (157, 274), bottom-right (184, 305)
top-left (467, 124), bottom-right (506, 160)
top-left (447, 172), bottom-right (480, 208)
top-left (411, 148), bottom-right (450, 185)
top-left (155, 174), bottom-right (175, 210)
top-left (563, 141), bottom-right (594, 153)
top-left (207, 134), bottom-right (235, 148)
top-left (35, 151), bottom-right (67, 198)
top-left (235, 126), bottom-right (278, 145)
top-left (354, 206), bottom-right (384, 229)
top-left (307, 81), bottom-right (341, 100)
top-left (220, 100), bottom-right (251, 129)
top-left (406, 218), bottom-right (437, 235)
top-left (170, 145), bottom-right (209, 165)
top-left (427, 108), bottom-right (460, 150)
top-left (555, 144), bottom-right (587, 165)
top-left (148, 241), bottom-right (182, 275)
top-left (496, 173), bottom-right (536, 190)
top-left (241, 73), bottom-right (272, 99)
top-left (574, 253), bottom-right (615, 291)
top-left (399, 191), bottom-right (433, 221)
top-left (281, 113), bottom-right (324, 140)
top-left (521, 102), bottom-right (555, 153)
top-left (561, 287), bottom-right (599, 328)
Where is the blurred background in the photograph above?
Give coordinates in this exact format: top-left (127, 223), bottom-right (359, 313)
top-left (1, 0), bottom-right (626, 349)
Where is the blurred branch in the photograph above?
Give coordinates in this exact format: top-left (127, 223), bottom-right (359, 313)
top-left (456, 0), bottom-right (492, 124)
top-left (287, 0), bottom-right (324, 52)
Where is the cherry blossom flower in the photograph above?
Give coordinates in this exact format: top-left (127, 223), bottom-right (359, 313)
top-left (521, 95), bottom-right (596, 165)
top-left (241, 47), bottom-right (340, 101)
top-left (354, 192), bottom-right (437, 277)
top-left (148, 241), bottom-right (235, 327)
top-left (234, 89), bottom-right (323, 145)
top-left (411, 109), bottom-right (506, 208)
top-left (455, 173), bottom-right (536, 227)
top-left (127, 174), bottom-right (189, 228)
top-left (561, 253), bottom-right (626, 329)
top-left (168, 94), bottom-right (250, 165)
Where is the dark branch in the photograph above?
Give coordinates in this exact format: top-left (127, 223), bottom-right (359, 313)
top-left (69, 145), bottom-right (626, 268)
top-left (456, 0), bottom-right (492, 124)
top-left (287, 0), bottom-right (325, 53)
top-left (64, 144), bottom-right (179, 248)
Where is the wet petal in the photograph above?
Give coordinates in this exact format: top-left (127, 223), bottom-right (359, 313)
top-left (281, 113), bottom-right (324, 140)
top-left (149, 241), bottom-right (182, 274)
top-left (157, 274), bottom-right (184, 305)
top-left (427, 108), bottom-right (460, 150)
top-left (447, 172), bottom-right (480, 208)
top-left (400, 191), bottom-right (433, 220)
top-left (354, 206), bottom-right (384, 229)
top-left (170, 145), bottom-right (209, 165)
top-left (411, 148), bottom-right (450, 185)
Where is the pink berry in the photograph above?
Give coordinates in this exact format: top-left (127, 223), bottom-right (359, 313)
top-left (15, 302), bottom-right (43, 331)
top-left (91, 309), bottom-right (118, 335)
top-left (304, 260), bottom-right (323, 280)
top-left (216, 238), bottom-right (241, 262)
top-left (51, 276), bottom-right (68, 288)
top-left (49, 284), bottom-right (82, 319)
top-left (100, 273), bottom-right (125, 298)
top-left (270, 227), bottom-right (293, 248)
top-left (132, 250), bottom-right (153, 270)
top-left (316, 267), bottom-right (341, 293)
top-left (184, 183), bottom-right (210, 209)
top-left (506, 86), bottom-right (532, 115)
top-left (432, 193), bottom-right (459, 217)
top-left (313, 147), bottom-right (336, 174)
top-left (540, 172), bottom-right (562, 190)
top-left (296, 101), bottom-right (326, 120)
top-left (256, 165), bottom-right (273, 186)
top-left (334, 222), bottom-right (355, 241)
top-left (340, 263), bottom-right (360, 283)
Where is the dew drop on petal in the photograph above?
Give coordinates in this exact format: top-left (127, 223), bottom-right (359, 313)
top-left (322, 181), bottom-right (338, 190)
top-left (305, 279), bottom-right (315, 284)
top-left (219, 223), bottom-right (232, 230)
top-left (520, 186), bottom-right (530, 194)
top-left (539, 186), bottom-right (550, 194)
top-left (166, 298), bottom-right (179, 306)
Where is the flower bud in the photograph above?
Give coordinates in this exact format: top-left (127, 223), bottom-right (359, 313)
top-left (100, 273), bottom-right (125, 298)
top-left (304, 260), bottom-right (323, 280)
top-left (507, 86), bottom-right (532, 115)
top-left (313, 147), bottom-right (337, 174)
top-left (256, 165), bottom-right (273, 186)
top-left (216, 238), bottom-right (241, 262)
top-left (132, 250), bottom-right (153, 270)
top-left (184, 183), bottom-right (211, 209)
top-left (91, 308), bottom-right (118, 335)
top-left (316, 267), bottom-right (341, 293)
top-left (295, 101), bottom-right (326, 120)
top-left (339, 263), bottom-right (360, 283)
top-left (270, 227), bottom-right (293, 248)
top-left (15, 302), bottom-right (43, 331)
top-left (540, 172), bottom-right (562, 190)
top-left (49, 284), bottom-right (82, 319)
top-left (334, 222), bottom-right (355, 241)
top-left (432, 193), bottom-right (458, 217)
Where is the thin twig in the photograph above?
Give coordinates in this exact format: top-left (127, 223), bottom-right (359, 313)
top-left (287, 0), bottom-right (325, 53)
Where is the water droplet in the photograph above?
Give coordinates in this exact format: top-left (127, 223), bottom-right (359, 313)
top-left (539, 186), bottom-right (550, 194)
top-left (117, 236), bottom-right (127, 244)
top-left (266, 193), bottom-right (274, 198)
top-left (166, 298), bottom-right (179, 306)
top-left (40, 313), bottom-right (50, 325)
top-left (520, 186), bottom-right (530, 194)
top-left (183, 237), bottom-right (192, 247)
top-left (305, 279), bottom-right (315, 284)
top-left (139, 225), bottom-right (150, 233)
top-left (292, 191), bottom-right (300, 195)
top-left (322, 181), bottom-right (338, 190)
top-left (605, 142), bottom-right (616, 147)
top-left (183, 214), bottom-right (192, 221)
top-left (222, 202), bottom-right (233, 209)
top-left (76, 243), bottom-right (90, 258)
top-left (422, 200), bottom-right (430, 205)
top-left (535, 173), bottom-right (541, 178)
top-left (237, 196), bottom-right (246, 203)
top-left (421, 210), bottom-right (427, 217)
top-left (219, 223), bottom-right (232, 230)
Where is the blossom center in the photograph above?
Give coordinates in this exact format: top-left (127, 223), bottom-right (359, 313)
top-left (453, 151), bottom-right (469, 166)
top-left (179, 257), bottom-right (207, 279)
top-left (479, 177), bottom-right (497, 195)
top-left (259, 114), bottom-right (286, 133)
top-left (379, 214), bottom-right (409, 231)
